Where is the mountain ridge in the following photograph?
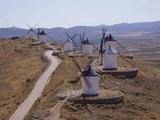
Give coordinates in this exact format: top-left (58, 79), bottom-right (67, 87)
top-left (0, 21), bottom-right (160, 42)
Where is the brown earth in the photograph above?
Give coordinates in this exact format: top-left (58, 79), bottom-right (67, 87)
top-left (1, 38), bottom-right (159, 120)
top-left (61, 59), bottom-right (160, 120)
top-left (25, 54), bottom-right (91, 120)
top-left (0, 38), bottom-right (47, 120)
top-left (25, 52), bottom-right (160, 120)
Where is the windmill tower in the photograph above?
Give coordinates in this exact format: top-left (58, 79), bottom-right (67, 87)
top-left (80, 33), bottom-right (94, 56)
top-left (64, 33), bottom-right (77, 52)
top-left (72, 58), bottom-right (99, 96)
top-left (39, 30), bottom-right (48, 44)
top-left (26, 24), bottom-right (37, 41)
top-left (105, 34), bottom-right (117, 50)
top-left (103, 46), bottom-right (117, 70)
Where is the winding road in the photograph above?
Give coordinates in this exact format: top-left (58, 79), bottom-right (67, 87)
top-left (9, 50), bottom-right (62, 120)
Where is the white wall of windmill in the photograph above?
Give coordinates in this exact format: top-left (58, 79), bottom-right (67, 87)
top-left (28, 32), bottom-right (37, 40)
top-left (103, 53), bottom-right (117, 70)
top-left (82, 44), bottom-right (93, 56)
top-left (39, 35), bottom-right (48, 44)
top-left (81, 76), bottom-right (99, 95)
top-left (64, 42), bottom-right (73, 52)
top-left (105, 41), bottom-right (117, 50)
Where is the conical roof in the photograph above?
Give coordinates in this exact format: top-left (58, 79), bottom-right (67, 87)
top-left (66, 38), bottom-right (73, 43)
top-left (106, 34), bottom-right (116, 41)
top-left (82, 38), bottom-right (91, 45)
top-left (104, 46), bottom-right (117, 54)
top-left (82, 66), bottom-right (98, 76)
top-left (39, 30), bottom-right (47, 35)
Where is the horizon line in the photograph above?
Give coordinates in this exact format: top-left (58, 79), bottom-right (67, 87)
top-left (1, 20), bottom-right (160, 29)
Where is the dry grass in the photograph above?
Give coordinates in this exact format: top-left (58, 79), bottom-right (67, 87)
top-left (61, 58), bottom-right (160, 120)
top-left (25, 53), bottom-right (91, 120)
top-left (22, 50), bottom-right (160, 120)
top-left (0, 38), bottom-right (47, 120)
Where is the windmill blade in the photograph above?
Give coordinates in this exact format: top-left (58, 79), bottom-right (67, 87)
top-left (82, 32), bottom-right (85, 41)
top-left (102, 27), bottom-right (107, 40)
top-left (66, 32), bottom-right (77, 40)
top-left (116, 40), bottom-right (129, 53)
top-left (71, 34), bottom-right (78, 46)
top-left (100, 38), bottom-right (103, 53)
top-left (79, 35), bottom-right (83, 50)
top-left (65, 32), bottom-right (77, 46)
top-left (71, 57), bottom-right (83, 73)
top-left (66, 32), bottom-right (72, 39)
top-left (92, 43), bottom-right (99, 52)
top-left (71, 57), bottom-right (93, 88)
top-left (82, 59), bottom-right (94, 75)
top-left (37, 28), bottom-right (40, 39)
top-left (71, 33), bottom-right (78, 40)
top-left (72, 40), bottom-right (78, 47)
top-left (80, 34), bottom-right (82, 42)
top-left (26, 29), bottom-right (32, 35)
top-left (99, 38), bottom-right (104, 64)
top-left (79, 33), bottom-right (85, 49)
top-left (66, 32), bottom-right (70, 37)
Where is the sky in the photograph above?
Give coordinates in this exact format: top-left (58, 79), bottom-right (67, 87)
top-left (0, 0), bottom-right (160, 28)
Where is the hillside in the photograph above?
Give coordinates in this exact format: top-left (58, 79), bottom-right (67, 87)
top-left (0, 39), bottom-right (47, 120)
top-left (0, 37), bottom-right (160, 120)
top-left (23, 51), bottom-right (160, 120)
top-left (60, 61), bottom-right (160, 120)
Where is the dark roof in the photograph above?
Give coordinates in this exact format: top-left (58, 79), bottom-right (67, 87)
top-left (39, 30), bottom-right (47, 35)
top-left (82, 66), bottom-right (98, 76)
top-left (105, 34), bottom-right (116, 41)
top-left (81, 38), bottom-right (91, 45)
top-left (104, 46), bottom-right (117, 54)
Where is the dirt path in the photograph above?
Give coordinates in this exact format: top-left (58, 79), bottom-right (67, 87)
top-left (9, 50), bottom-right (62, 120)
top-left (44, 90), bottom-right (81, 120)
top-left (45, 99), bottom-right (67, 120)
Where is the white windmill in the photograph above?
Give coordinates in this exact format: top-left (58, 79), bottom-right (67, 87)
top-left (63, 33), bottom-right (77, 52)
top-left (102, 29), bottom-right (133, 58)
top-left (80, 33), bottom-right (94, 56)
top-left (103, 46), bottom-right (118, 70)
top-left (38, 30), bottom-right (48, 44)
top-left (26, 24), bottom-right (38, 41)
top-left (72, 58), bottom-right (99, 96)
top-left (105, 34), bottom-right (117, 50)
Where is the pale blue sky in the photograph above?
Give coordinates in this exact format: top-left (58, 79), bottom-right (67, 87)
top-left (0, 0), bottom-right (160, 28)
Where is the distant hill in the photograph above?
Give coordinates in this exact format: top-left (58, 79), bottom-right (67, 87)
top-left (0, 21), bottom-right (160, 43)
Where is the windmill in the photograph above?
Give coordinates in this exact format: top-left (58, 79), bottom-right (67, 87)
top-left (38, 30), bottom-right (48, 44)
top-left (71, 57), bottom-right (99, 96)
top-left (103, 45), bottom-right (118, 70)
top-left (63, 33), bottom-right (78, 52)
top-left (26, 24), bottom-right (38, 41)
top-left (104, 33), bottom-right (133, 58)
top-left (79, 33), bottom-right (95, 56)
